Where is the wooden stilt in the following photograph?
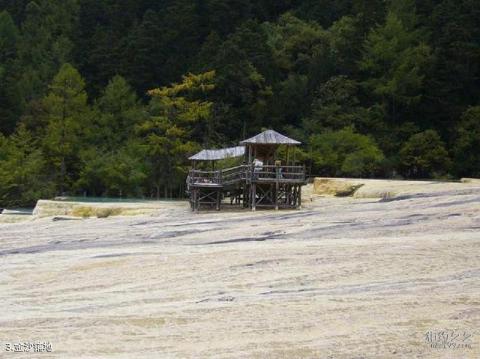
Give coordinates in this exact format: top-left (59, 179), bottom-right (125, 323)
top-left (216, 189), bottom-right (220, 211)
top-left (252, 183), bottom-right (256, 211)
top-left (298, 186), bottom-right (302, 209)
top-left (292, 185), bottom-right (296, 207)
top-left (275, 181), bottom-right (279, 210)
top-left (193, 188), bottom-right (198, 212)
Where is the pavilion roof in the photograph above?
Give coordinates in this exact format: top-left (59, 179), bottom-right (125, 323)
top-left (240, 129), bottom-right (301, 145)
top-left (189, 146), bottom-right (245, 161)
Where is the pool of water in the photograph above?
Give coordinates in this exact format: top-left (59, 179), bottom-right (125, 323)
top-left (54, 196), bottom-right (185, 203)
top-left (1, 208), bottom-right (34, 215)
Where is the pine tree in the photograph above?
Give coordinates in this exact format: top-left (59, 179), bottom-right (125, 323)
top-left (95, 75), bottom-right (145, 148)
top-left (423, 0), bottom-right (480, 134)
top-left (16, 0), bottom-right (79, 103)
top-left (352, 0), bottom-right (386, 36)
top-left (0, 124), bottom-right (53, 207)
top-left (138, 71), bottom-right (215, 198)
top-left (121, 10), bottom-right (164, 95)
top-left (359, 7), bottom-right (431, 120)
top-left (303, 75), bottom-right (361, 135)
top-left (453, 107), bottom-right (480, 177)
top-left (41, 63), bottom-right (90, 194)
top-left (0, 10), bottom-right (22, 134)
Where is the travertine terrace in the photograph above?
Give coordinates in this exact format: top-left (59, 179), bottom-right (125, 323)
top-left (1, 180), bottom-right (479, 358)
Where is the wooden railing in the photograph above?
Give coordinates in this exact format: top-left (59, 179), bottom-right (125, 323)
top-left (187, 165), bottom-right (247, 187)
top-left (251, 165), bottom-right (306, 182)
top-left (188, 164), bottom-right (305, 187)
top-left (220, 165), bottom-right (249, 185)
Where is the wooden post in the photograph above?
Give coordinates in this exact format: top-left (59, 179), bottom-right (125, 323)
top-left (193, 188), bottom-right (198, 212)
top-left (216, 189), bottom-right (220, 211)
top-left (242, 185), bottom-right (247, 208)
top-left (275, 164), bottom-right (279, 211)
top-left (298, 185), bottom-right (302, 209)
top-left (292, 185), bottom-right (296, 206)
top-left (252, 183), bottom-right (256, 211)
top-left (275, 182), bottom-right (279, 210)
top-left (249, 184), bottom-right (253, 210)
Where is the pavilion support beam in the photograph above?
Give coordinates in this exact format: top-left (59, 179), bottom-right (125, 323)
top-left (292, 185), bottom-right (296, 206)
top-left (252, 183), bottom-right (256, 211)
top-left (298, 185), bottom-right (302, 209)
top-left (216, 189), bottom-right (220, 211)
top-left (275, 181), bottom-right (279, 211)
top-left (243, 185), bottom-right (248, 208)
top-left (193, 188), bottom-right (198, 212)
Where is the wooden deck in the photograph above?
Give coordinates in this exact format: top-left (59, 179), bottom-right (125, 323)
top-left (188, 165), bottom-right (305, 186)
top-left (187, 165), bottom-right (306, 211)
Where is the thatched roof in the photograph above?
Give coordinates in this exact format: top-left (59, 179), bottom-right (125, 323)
top-left (240, 130), bottom-right (301, 145)
top-left (189, 146), bottom-right (245, 161)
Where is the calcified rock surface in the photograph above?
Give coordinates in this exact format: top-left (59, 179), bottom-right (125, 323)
top-left (1, 181), bottom-right (480, 358)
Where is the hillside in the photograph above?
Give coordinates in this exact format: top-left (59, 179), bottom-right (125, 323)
top-left (1, 0), bottom-right (480, 207)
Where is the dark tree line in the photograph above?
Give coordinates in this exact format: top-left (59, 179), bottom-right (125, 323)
top-left (0, 0), bottom-right (479, 207)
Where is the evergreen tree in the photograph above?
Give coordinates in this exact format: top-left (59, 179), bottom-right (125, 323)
top-left (423, 0), bottom-right (480, 135)
top-left (267, 13), bottom-right (333, 82)
top-left (76, 141), bottom-right (146, 197)
top-left (205, 0), bottom-right (253, 36)
top-left (41, 63), bottom-right (90, 194)
top-left (120, 9), bottom-right (163, 95)
top-left (0, 10), bottom-right (17, 65)
top-left (0, 124), bottom-right (54, 207)
top-left (95, 75), bottom-right (145, 148)
top-left (453, 107), bottom-right (480, 177)
top-left (359, 8), bottom-right (431, 121)
top-left (352, 0), bottom-right (386, 36)
top-left (0, 10), bottom-right (21, 134)
top-left (138, 71), bottom-right (215, 198)
top-left (399, 129), bottom-right (451, 178)
top-left (210, 23), bottom-right (273, 139)
top-left (303, 75), bottom-right (361, 135)
top-left (295, 0), bottom-right (352, 28)
top-left (16, 0), bottom-right (79, 103)
top-left (329, 15), bottom-right (364, 76)
top-left (0, 0), bottom-right (30, 25)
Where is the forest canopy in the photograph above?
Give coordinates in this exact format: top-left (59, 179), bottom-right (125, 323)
top-left (0, 0), bottom-right (479, 207)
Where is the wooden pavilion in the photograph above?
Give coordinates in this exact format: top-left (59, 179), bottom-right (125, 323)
top-left (187, 130), bottom-right (306, 211)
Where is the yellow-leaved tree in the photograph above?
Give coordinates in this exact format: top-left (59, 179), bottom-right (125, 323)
top-left (138, 71), bottom-right (215, 199)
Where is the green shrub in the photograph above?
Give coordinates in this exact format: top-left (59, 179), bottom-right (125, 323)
top-left (453, 107), bottom-right (480, 177)
top-left (399, 130), bottom-right (451, 178)
top-left (308, 127), bottom-right (385, 177)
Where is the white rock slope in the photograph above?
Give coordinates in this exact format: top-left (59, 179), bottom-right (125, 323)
top-left (0, 181), bottom-right (479, 358)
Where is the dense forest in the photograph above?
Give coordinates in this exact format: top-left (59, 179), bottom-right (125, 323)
top-left (0, 0), bottom-right (479, 206)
